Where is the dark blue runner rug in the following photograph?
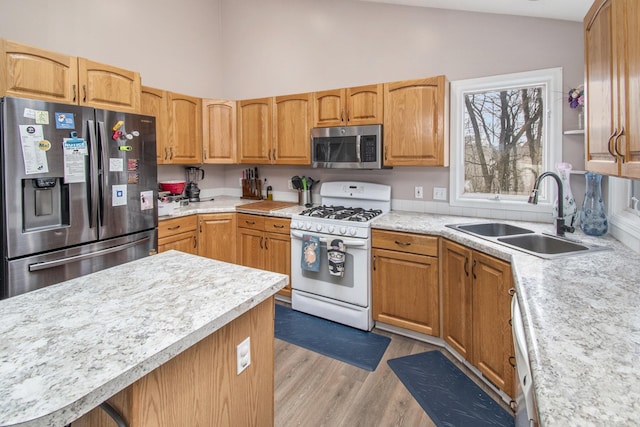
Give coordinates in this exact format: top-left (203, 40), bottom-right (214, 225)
top-left (274, 304), bottom-right (390, 371)
top-left (388, 351), bottom-right (514, 427)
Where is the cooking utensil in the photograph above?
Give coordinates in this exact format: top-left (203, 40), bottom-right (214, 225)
top-left (291, 176), bottom-right (302, 190)
top-left (302, 176), bottom-right (307, 191)
top-left (159, 180), bottom-right (186, 195)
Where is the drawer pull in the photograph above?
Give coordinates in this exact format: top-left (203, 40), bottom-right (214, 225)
top-left (167, 225), bottom-right (181, 231)
top-left (508, 356), bottom-right (516, 368)
top-left (508, 287), bottom-right (516, 296)
top-left (245, 220), bottom-right (256, 225)
top-left (272, 224), bottom-right (285, 229)
top-left (394, 240), bottom-right (411, 246)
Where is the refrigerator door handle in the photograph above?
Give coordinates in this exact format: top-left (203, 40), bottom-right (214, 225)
top-left (87, 119), bottom-right (99, 229)
top-left (97, 120), bottom-right (108, 226)
top-left (28, 237), bottom-right (152, 272)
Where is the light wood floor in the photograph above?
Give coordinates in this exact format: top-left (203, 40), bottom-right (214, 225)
top-left (274, 327), bottom-right (511, 427)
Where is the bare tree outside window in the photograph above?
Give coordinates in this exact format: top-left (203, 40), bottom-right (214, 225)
top-left (462, 86), bottom-right (544, 198)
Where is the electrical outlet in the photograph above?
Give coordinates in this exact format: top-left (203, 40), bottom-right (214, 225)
top-left (415, 186), bottom-right (424, 199)
top-left (433, 187), bottom-right (447, 201)
top-left (236, 337), bottom-right (251, 375)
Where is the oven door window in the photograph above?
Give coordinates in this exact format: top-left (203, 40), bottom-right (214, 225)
top-left (300, 241), bottom-right (355, 288)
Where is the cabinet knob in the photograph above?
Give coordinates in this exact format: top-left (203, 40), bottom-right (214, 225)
top-left (508, 287), bottom-right (516, 296)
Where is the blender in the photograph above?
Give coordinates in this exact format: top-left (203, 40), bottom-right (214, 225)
top-left (185, 167), bottom-right (205, 202)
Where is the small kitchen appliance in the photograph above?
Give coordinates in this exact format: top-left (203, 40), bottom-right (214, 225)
top-left (185, 166), bottom-right (205, 202)
top-left (290, 181), bottom-right (391, 330)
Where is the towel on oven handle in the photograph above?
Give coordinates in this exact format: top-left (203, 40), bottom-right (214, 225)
top-left (328, 239), bottom-right (346, 277)
top-left (301, 234), bottom-right (320, 272)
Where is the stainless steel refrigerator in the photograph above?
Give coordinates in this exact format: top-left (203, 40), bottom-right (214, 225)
top-left (1, 97), bottom-right (158, 299)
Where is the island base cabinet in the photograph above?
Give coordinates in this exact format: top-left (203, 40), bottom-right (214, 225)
top-left (73, 298), bottom-right (275, 427)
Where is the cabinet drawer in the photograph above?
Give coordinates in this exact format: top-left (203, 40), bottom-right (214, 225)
top-left (264, 217), bottom-right (290, 234)
top-left (238, 213), bottom-right (265, 230)
top-left (372, 229), bottom-right (438, 256)
top-left (159, 215), bottom-right (197, 238)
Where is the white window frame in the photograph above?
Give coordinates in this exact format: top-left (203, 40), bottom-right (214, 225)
top-left (608, 177), bottom-right (640, 252)
top-left (449, 68), bottom-right (563, 214)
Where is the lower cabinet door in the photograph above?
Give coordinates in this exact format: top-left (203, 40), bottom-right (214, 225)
top-left (372, 248), bottom-right (439, 336)
top-left (158, 231), bottom-right (197, 255)
top-left (265, 231), bottom-right (292, 297)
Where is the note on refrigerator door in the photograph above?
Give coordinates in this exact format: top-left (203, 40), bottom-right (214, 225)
top-left (19, 125), bottom-right (49, 174)
top-left (63, 137), bottom-right (88, 183)
top-left (112, 184), bottom-right (127, 206)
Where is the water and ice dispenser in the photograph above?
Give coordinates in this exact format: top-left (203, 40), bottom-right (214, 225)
top-left (22, 177), bottom-right (70, 231)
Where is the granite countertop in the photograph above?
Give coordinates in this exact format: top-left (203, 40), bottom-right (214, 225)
top-left (159, 196), bottom-right (305, 219)
top-left (0, 251), bottom-right (288, 427)
top-left (373, 211), bottom-right (640, 427)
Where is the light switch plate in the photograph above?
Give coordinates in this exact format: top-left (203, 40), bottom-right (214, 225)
top-left (433, 187), bottom-right (447, 201)
top-left (236, 337), bottom-right (251, 375)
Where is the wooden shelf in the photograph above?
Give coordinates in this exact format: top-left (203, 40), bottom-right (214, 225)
top-left (564, 129), bottom-right (585, 135)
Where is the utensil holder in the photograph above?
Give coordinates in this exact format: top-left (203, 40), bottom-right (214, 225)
top-left (299, 190), bottom-right (312, 207)
top-left (241, 179), bottom-right (263, 200)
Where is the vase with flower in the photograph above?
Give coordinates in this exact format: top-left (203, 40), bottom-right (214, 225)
top-left (568, 85), bottom-right (585, 129)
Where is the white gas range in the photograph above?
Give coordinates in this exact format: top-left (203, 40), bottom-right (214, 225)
top-left (290, 181), bottom-right (391, 331)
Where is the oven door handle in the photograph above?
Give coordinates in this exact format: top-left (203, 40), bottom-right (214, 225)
top-left (290, 231), bottom-right (367, 247)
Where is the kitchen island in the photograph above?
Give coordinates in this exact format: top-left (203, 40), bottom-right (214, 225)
top-left (0, 250), bottom-right (287, 427)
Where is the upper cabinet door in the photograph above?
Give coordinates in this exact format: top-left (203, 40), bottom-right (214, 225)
top-left (314, 89), bottom-right (346, 127)
top-left (273, 93), bottom-right (312, 165)
top-left (0, 39), bottom-right (78, 103)
top-left (78, 58), bottom-right (141, 113)
top-left (585, 0), bottom-right (619, 176)
top-left (203, 99), bottom-right (237, 164)
top-left (141, 86), bottom-right (169, 164)
top-left (238, 97), bottom-right (273, 164)
top-left (618, 0), bottom-right (640, 178)
top-left (383, 76), bottom-right (449, 166)
top-left (345, 84), bottom-right (383, 126)
top-left (167, 92), bottom-right (202, 164)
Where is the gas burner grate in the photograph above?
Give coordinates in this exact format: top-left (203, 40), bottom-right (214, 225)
top-left (299, 205), bottom-right (383, 222)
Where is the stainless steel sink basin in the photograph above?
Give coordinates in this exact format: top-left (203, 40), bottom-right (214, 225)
top-left (497, 234), bottom-right (588, 255)
top-left (454, 222), bottom-right (534, 237)
top-left (446, 221), bottom-right (610, 259)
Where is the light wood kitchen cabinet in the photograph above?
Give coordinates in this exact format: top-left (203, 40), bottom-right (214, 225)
top-left (313, 84), bottom-right (383, 127)
top-left (141, 86), bottom-right (169, 164)
top-left (158, 215), bottom-right (198, 255)
top-left (166, 92), bottom-right (202, 164)
top-left (273, 93), bottom-right (313, 164)
top-left (77, 58), bottom-right (141, 113)
top-left (383, 75), bottom-right (449, 166)
top-left (73, 298), bottom-right (275, 427)
top-left (1, 39), bottom-right (141, 112)
top-left (372, 230), bottom-right (439, 336)
top-left (198, 213), bottom-right (237, 263)
top-left (238, 97), bottom-right (273, 164)
top-left (202, 99), bottom-right (237, 164)
top-left (0, 39), bottom-right (78, 103)
top-left (441, 239), bottom-right (515, 397)
top-left (237, 214), bottom-right (292, 297)
top-left (584, 0), bottom-right (640, 178)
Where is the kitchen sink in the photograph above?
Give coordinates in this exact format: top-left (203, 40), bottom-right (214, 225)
top-left (497, 234), bottom-right (589, 255)
top-left (454, 222), bottom-right (534, 237)
top-left (446, 222), bottom-right (610, 259)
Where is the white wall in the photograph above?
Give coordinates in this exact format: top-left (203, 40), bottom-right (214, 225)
top-left (0, 0), bottom-right (224, 97)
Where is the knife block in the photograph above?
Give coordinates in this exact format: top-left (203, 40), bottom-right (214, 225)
top-left (241, 179), bottom-right (263, 200)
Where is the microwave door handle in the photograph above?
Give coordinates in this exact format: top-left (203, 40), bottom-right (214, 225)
top-left (355, 135), bottom-right (361, 162)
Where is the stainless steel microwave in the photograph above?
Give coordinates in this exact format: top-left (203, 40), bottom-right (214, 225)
top-left (311, 125), bottom-right (388, 169)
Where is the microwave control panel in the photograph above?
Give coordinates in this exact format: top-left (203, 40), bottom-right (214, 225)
top-left (360, 135), bottom-right (378, 162)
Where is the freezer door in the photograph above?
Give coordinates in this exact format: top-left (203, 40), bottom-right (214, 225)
top-left (2, 229), bottom-right (157, 299)
top-left (96, 110), bottom-right (157, 240)
top-left (1, 97), bottom-right (98, 259)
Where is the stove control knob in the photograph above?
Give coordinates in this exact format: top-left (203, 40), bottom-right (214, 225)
top-left (305, 222), bottom-right (312, 230)
top-left (349, 227), bottom-right (357, 236)
top-left (316, 224), bottom-right (323, 232)
top-left (339, 226), bottom-right (347, 235)
top-left (328, 225), bottom-right (335, 233)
